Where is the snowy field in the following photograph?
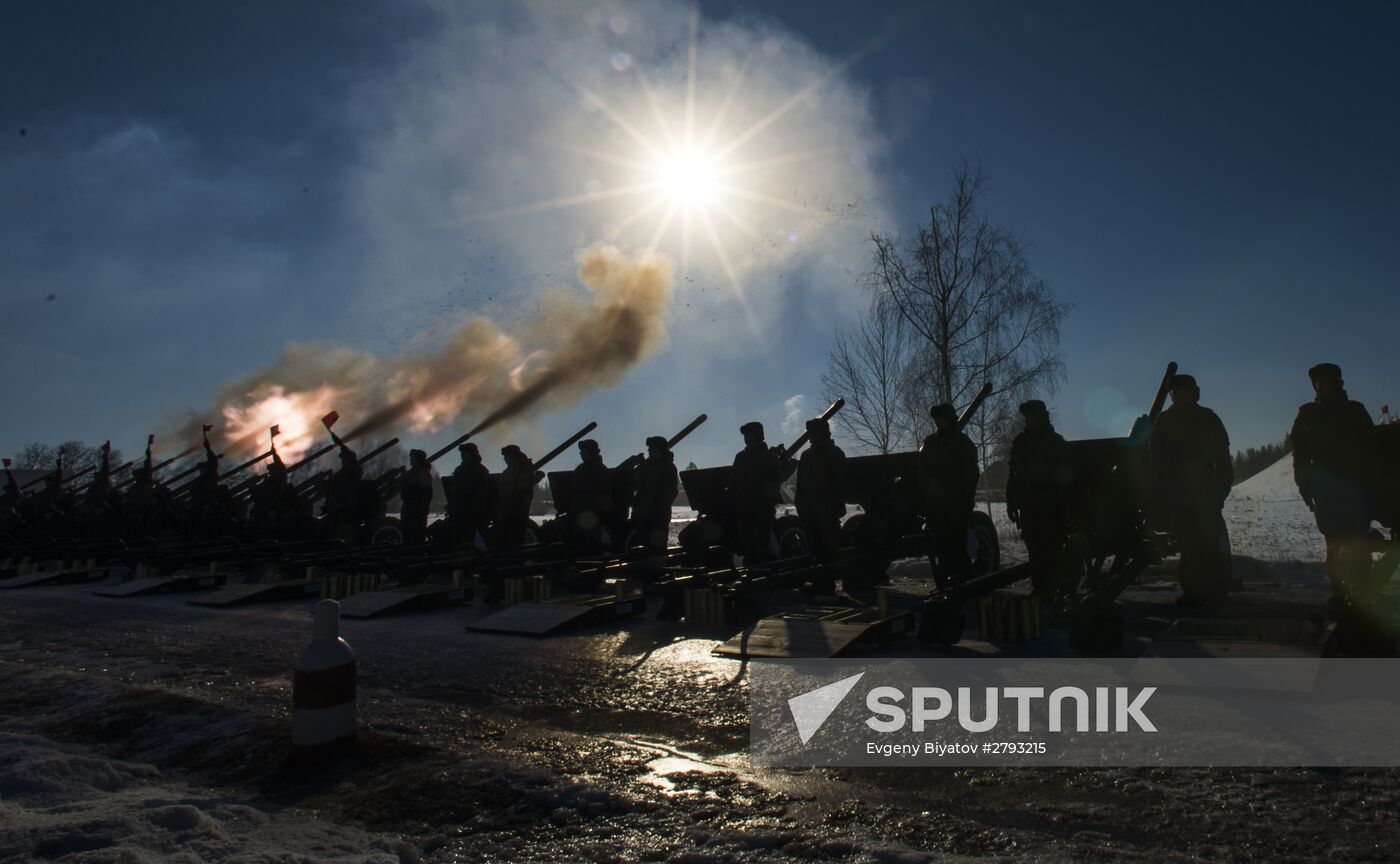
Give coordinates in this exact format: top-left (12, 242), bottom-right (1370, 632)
top-left (5, 456), bottom-right (1387, 863)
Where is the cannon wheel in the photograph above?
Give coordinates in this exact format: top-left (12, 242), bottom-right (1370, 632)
top-left (368, 516), bottom-right (403, 547)
top-left (968, 510), bottom-right (1000, 577)
top-left (775, 514), bottom-right (809, 559)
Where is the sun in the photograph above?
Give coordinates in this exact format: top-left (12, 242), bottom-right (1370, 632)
top-left (655, 147), bottom-right (722, 210)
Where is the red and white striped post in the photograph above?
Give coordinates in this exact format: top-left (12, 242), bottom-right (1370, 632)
top-left (292, 599), bottom-right (357, 753)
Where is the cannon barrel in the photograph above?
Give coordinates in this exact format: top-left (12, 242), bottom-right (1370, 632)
top-left (283, 441), bottom-right (338, 474)
top-left (533, 421), bottom-right (600, 472)
top-left (19, 464), bottom-right (96, 491)
top-left (617, 414), bottom-right (708, 471)
top-left (58, 466), bottom-right (96, 488)
top-left (956, 382), bottom-right (993, 430)
top-left (78, 458), bottom-right (138, 494)
top-left (115, 456), bottom-right (177, 490)
top-left (428, 432), bottom-right (474, 464)
top-left (164, 455), bottom-right (222, 491)
top-left (1147, 361), bottom-right (1179, 420)
top-left (778, 398), bottom-right (845, 461)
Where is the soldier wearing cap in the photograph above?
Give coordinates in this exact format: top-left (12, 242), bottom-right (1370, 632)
top-left (497, 444), bottom-right (541, 550)
top-left (795, 417), bottom-right (847, 564)
top-left (918, 402), bottom-right (980, 589)
top-left (1149, 372), bottom-right (1233, 605)
top-left (399, 448), bottom-right (435, 546)
top-left (731, 421), bottom-right (783, 563)
top-left (569, 439), bottom-right (613, 554)
top-left (325, 434), bottom-right (364, 544)
top-left (447, 442), bottom-right (493, 547)
top-left (1291, 363), bottom-right (1376, 614)
top-left (631, 435), bottom-right (679, 550)
top-left (1007, 400), bottom-right (1073, 600)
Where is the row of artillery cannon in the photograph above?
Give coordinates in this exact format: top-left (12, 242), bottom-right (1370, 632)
top-left (5, 362), bottom-right (1399, 653)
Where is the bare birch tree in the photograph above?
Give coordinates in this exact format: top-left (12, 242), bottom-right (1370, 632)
top-left (826, 164), bottom-right (1069, 465)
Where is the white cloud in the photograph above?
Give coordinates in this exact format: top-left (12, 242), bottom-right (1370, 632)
top-left (781, 393), bottom-right (807, 436)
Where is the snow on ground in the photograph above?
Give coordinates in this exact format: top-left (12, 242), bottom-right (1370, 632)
top-left (1226, 455), bottom-right (1327, 568)
top-left (0, 731), bottom-right (419, 864)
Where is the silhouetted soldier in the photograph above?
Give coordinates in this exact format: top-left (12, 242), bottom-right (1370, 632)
top-left (188, 428), bottom-right (240, 540)
top-left (497, 445), bottom-right (541, 550)
top-left (250, 444), bottom-right (294, 539)
top-left (1291, 363), bottom-right (1376, 614)
top-left (399, 448), bottom-right (434, 546)
top-left (1, 458), bottom-right (22, 534)
top-left (731, 421), bottom-right (783, 563)
top-left (1007, 400), bottom-right (1072, 600)
top-left (570, 439), bottom-right (612, 554)
top-left (795, 417), bottom-right (847, 563)
top-left (447, 443), bottom-right (492, 547)
top-left (1149, 373), bottom-right (1233, 606)
top-left (919, 403), bottom-right (980, 589)
top-left (82, 441), bottom-right (119, 537)
top-left (631, 436), bottom-right (678, 550)
top-left (325, 435), bottom-right (364, 544)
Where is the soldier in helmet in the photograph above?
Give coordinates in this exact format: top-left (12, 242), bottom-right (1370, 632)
top-left (631, 436), bottom-right (679, 551)
top-left (446, 442), bottom-right (492, 547)
top-left (497, 445), bottom-right (541, 550)
top-left (1291, 363), bottom-right (1376, 615)
top-left (731, 421), bottom-right (783, 563)
top-left (795, 417), bottom-right (847, 563)
top-left (399, 448), bottom-right (435, 546)
top-left (1006, 400), bottom-right (1073, 600)
top-left (568, 439), bottom-right (613, 554)
top-left (1148, 373), bottom-right (1233, 606)
top-left (918, 403), bottom-right (980, 589)
top-left (324, 434), bottom-right (364, 544)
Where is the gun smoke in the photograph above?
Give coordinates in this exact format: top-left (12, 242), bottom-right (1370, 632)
top-left (167, 246), bottom-right (671, 463)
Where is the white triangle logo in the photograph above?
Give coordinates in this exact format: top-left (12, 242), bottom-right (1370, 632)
top-left (787, 672), bottom-right (866, 744)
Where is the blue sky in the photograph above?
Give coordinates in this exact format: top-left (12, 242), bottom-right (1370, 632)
top-left (3, 1), bottom-right (1396, 470)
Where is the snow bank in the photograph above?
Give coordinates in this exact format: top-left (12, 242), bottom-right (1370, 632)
top-left (0, 732), bottom-right (420, 864)
top-left (1225, 455), bottom-right (1326, 564)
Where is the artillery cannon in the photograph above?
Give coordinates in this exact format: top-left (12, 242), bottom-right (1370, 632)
top-left (917, 364), bottom-right (1179, 649)
top-left (676, 399), bottom-right (847, 561)
top-left (542, 413), bottom-right (707, 553)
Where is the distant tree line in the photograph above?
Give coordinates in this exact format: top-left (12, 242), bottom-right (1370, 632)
top-left (13, 440), bottom-right (125, 477)
top-left (1232, 436), bottom-right (1291, 486)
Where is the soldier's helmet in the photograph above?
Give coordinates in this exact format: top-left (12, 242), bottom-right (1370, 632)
top-left (1308, 363), bottom-right (1343, 383)
top-left (579, 439), bottom-right (600, 454)
top-left (740, 421), bottom-right (765, 439)
top-left (409, 448), bottom-right (428, 466)
top-left (459, 442), bottom-right (480, 460)
top-left (805, 417), bottom-right (830, 435)
top-left (1169, 373), bottom-right (1200, 398)
top-left (929, 403), bottom-right (957, 423)
top-left (501, 444), bottom-right (524, 461)
top-left (1019, 399), bottom-right (1049, 417)
top-left (645, 435), bottom-right (668, 450)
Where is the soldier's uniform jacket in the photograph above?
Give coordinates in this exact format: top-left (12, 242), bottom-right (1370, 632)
top-left (917, 429), bottom-right (979, 517)
top-left (400, 464), bottom-right (434, 511)
top-left (327, 458), bottom-right (363, 514)
top-left (498, 461), bottom-right (537, 521)
top-left (795, 440), bottom-right (847, 521)
top-left (633, 452), bottom-right (679, 520)
top-left (1291, 392), bottom-right (1374, 515)
top-left (448, 461), bottom-right (493, 522)
top-left (572, 458), bottom-right (613, 518)
top-left (1006, 426), bottom-right (1068, 519)
top-left (731, 445), bottom-right (783, 513)
top-left (1148, 403), bottom-right (1232, 504)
